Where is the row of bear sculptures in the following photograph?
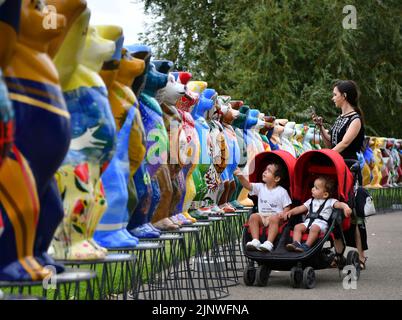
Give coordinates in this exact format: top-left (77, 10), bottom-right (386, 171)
top-left (0, 0), bottom-right (401, 281)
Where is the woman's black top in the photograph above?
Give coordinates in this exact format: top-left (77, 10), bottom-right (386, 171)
top-left (330, 112), bottom-right (364, 161)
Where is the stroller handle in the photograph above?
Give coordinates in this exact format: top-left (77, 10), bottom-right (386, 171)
top-left (343, 158), bottom-right (360, 179)
top-left (343, 158), bottom-right (359, 168)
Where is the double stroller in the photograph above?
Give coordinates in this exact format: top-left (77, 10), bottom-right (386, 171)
top-left (242, 149), bottom-right (362, 289)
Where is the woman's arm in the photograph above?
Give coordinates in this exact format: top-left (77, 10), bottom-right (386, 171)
top-left (332, 118), bottom-right (361, 153)
top-left (319, 125), bottom-right (331, 147)
top-left (312, 114), bottom-right (331, 147)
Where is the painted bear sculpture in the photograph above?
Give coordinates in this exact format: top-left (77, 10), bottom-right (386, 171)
top-left (219, 97), bottom-right (240, 207)
top-left (152, 61), bottom-right (190, 229)
top-left (280, 121), bottom-right (296, 157)
top-left (171, 73), bottom-right (201, 220)
top-left (94, 43), bottom-right (147, 248)
top-left (51, 25), bottom-right (116, 260)
top-left (127, 61), bottom-right (168, 238)
top-left (2, 0), bottom-right (69, 279)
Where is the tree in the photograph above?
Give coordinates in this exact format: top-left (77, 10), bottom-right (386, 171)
top-left (139, 0), bottom-right (402, 137)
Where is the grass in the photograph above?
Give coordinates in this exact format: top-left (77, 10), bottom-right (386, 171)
top-left (368, 186), bottom-right (402, 212)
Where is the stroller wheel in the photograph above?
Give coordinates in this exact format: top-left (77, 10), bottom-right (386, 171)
top-left (290, 267), bottom-right (303, 288)
top-left (346, 250), bottom-right (361, 281)
top-left (302, 267), bottom-right (316, 289)
top-left (243, 265), bottom-right (256, 286)
top-left (255, 265), bottom-right (271, 287)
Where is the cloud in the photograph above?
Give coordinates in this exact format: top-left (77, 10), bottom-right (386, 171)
top-left (86, 0), bottom-right (150, 45)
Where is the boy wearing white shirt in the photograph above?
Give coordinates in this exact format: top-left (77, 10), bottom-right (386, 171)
top-left (234, 162), bottom-right (292, 252)
top-left (284, 176), bottom-right (352, 252)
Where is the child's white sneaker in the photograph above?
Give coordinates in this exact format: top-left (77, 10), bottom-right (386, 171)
top-left (246, 239), bottom-right (261, 251)
top-left (259, 241), bottom-right (274, 252)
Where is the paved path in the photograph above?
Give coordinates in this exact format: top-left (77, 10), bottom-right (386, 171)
top-left (225, 211), bottom-right (402, 300)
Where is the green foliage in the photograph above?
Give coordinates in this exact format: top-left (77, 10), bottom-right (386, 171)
top-left (140, 0), bottom-right (402, 137)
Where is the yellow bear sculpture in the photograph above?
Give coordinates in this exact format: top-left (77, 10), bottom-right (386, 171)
top-left (51, 25), bottom-right (116, 260)
top-left (368, 137), bottom-right (383, 189)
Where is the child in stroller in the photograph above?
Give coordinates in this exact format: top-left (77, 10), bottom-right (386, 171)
top-left (234, 158), bottom-right (292, 252)
top-left (242, 149), bottom-right (361, 289)
top-left (284, 175), bottom-right (352, 252)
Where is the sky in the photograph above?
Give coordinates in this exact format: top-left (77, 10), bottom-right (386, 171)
top-left (86, 0), bottom-right (152, 45)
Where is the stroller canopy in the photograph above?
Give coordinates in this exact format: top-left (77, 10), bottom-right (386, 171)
top-left (292, 149), bottom-right (354, 203)
top-left (249, 150), bottom-right (296, 197)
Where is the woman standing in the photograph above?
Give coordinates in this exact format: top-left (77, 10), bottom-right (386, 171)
top-left (312, 80), bottom-right (368, 270)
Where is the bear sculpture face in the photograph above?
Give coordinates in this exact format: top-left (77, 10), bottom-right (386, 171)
top-left (157, 73), bottom-right (186, 106)
top-left (20, 0), bottom-right (66, 52)
top-left (81, 26), bottom-right (115, 72)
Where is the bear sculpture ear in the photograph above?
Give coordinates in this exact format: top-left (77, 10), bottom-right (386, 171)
top-left (47, 0), bottom-right (88, 58)
top-left (177, 72), bottom-right (192, 85)
top-left (152, 60), bottom-right (174, 75)
top-left (230, 100), bottom-right (244, 110)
